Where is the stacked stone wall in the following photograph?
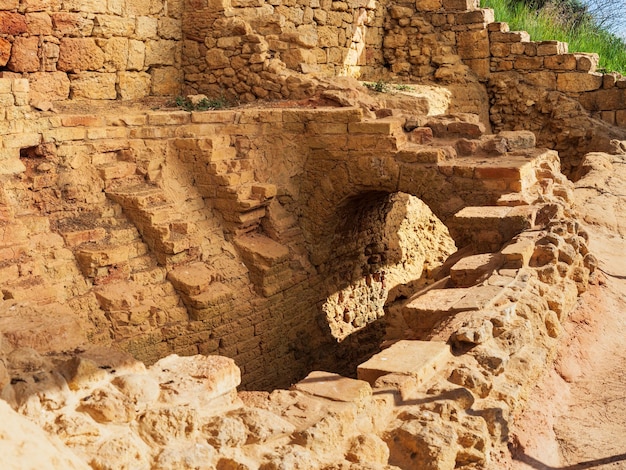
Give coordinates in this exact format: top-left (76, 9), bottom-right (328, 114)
top-left (0, 0), bottom-right (183, 102)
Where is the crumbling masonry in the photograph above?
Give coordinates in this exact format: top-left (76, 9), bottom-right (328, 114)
top-left (0, 0), bottom-right (621, 468)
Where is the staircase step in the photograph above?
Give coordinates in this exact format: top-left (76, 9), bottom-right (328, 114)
top-left (107, 185), bottom-right (167, 210)
top-left (449, 205), bottom-right (536, 252)
top-left (130, 266), bottom-right (167, 285)
top-left (94, 281), bottom-right (148, 311)
top-left (97, 161), bottom-right (137, 182)
top-left (357, 340), bottom-right (452, 386)
top-left (450, 253), bottom-right (503, 287)
top-left (167, 262), bottom-right (219, 296)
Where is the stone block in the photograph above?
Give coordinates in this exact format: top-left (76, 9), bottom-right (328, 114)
top-left (135, 16), bottom-right (158, 39)
top-left (490, 30), bottom-right (530, 43)
top-left (501, 237), bottom-right (535, 268)
top-left (92, 14), bottom-right (134, 38)
top-left (51, 12), bottom-right (94, 36)
top-left (58, 38), bottom-right (105, 71)
top-left (294, 371), bottom-right (372, 404)
top-left (102, 37), bottom-right (129, 71)
top-left (575, 53), bottom-right (599, 72)
top-left (556, 72), bottom-right (602, 93)
top-left (0, 12), bottom-right (27, 35)
top-left (118, 71), bottom-right (151, 100)
top-left (151, 66), bottom-right (181, 95)
top-left (145, 39), bottom-right (179, 67)
top-left (450, 253), bottom-right (503, 287)
top-left (7, 36), bottom-right (39, 72)
top-left (70, 72), bottom-right (117, 99)
top-left (536, 41), bottom-right (567, 56)
top-left (457, 30), bottom-right (489, 59)
top-left (543, 54), bottom-right (576, 70)
top-left (168, 261), bottom-right (217, 296)
top-left (357, 340), bottom-right (452, 386)
top-left (149, 354), bottom-right (241, 405)
top-left (0, 38), bottom-right (10, 67)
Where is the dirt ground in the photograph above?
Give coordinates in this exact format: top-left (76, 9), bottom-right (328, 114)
top-left (499, 153), bottom-right (626, 469)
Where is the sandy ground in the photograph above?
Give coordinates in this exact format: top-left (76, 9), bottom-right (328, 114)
top-left (503, 153), bottom-right (626, 470)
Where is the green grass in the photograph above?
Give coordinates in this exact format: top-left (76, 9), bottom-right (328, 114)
top-left (481, 0), bottom-right (626, 73)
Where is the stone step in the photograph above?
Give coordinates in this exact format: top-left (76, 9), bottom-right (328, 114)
top-left (130, 266), bottom-right (167, 285)
top-left (107, 184), bottom-right (167, 210)
top-left (448, 205), bottom-right (537, 252)
top-left (449, 252), bottom-right (503, 287)
top-left (97, 161), bottom-right (137, 182)
top-left (94, 280), bottom-right (150, 312)
top-left (167, 261), bottom-right (221, 297)
top-left (402, 284), bottom-right (507, 338)
top-left (357, 340), bottom-right (452, 387)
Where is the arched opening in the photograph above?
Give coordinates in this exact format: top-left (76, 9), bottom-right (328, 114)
top-left (316, 190), bottom-right (457, 356)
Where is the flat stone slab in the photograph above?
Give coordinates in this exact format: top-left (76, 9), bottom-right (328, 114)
top-left (404, 287), bottom-right (471, 314)
top-left (357, 340), bottom-right (452, 386)
top-left (293, 371), bottom-right (372, 403)
top-left (450, 253), bottom-right (503, 287)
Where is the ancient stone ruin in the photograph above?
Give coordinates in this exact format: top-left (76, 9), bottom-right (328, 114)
top-left (0, 0), bottom-right (624, 468)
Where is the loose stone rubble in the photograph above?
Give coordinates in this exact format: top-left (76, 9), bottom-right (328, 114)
top-left (0, 0), bottom-right (623, 467)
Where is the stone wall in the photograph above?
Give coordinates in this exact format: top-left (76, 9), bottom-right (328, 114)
top-left (0, 0), bottom-right (183, 102)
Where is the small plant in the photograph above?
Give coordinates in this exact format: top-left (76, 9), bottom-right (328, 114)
top-left (394, 84), bottom-right (415, 92)
top-left (173, 95), bottom-right (230, 111)
top-left (364, 79), bottom-right (390, 93)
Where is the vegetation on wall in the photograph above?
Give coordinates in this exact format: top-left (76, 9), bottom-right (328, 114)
top-left (481, 0), bottom-right (626, 73)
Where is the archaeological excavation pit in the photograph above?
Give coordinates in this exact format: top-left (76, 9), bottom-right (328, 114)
top-left (0, 0), bottom-right (623, 464)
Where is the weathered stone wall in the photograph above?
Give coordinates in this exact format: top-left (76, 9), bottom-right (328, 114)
top-left (0, 0), bottom-right (182, 102)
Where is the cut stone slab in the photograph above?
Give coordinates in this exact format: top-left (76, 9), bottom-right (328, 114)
top-left (167, 261), bottom-right (217, 296)
top-left (450, 252), bottom-right (503, 287)
top-left (501, 236), bottom-right (536, 268)
top-left (405, 287), bottom-right (471, 314)
top-left (357, 340), bottom-right (452, 387)
top-left (149, 354), bottom-right (241, 406)
top-left (234, 233), bottom-right (290, 266)
top-left (293, 371), bottom-right (372, 404)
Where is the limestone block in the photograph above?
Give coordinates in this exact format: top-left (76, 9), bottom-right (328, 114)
top-left (205, 48), bottom-right (231, 70)
top-left (21, 0), bottom-right (61, 11)
top-left (127, 39), bottom-right (145, 71)
top-left (126, 0), bottom-right (154, 15)
top-left (293, 371), bottom-right (373, 404)
top-left (514, 56), bottom-right (543, 69)
top-left (69, 72), bottom-right (117, 99)
top-left (536, 40), bottom-right (567, 56)
top-left (51, 12), bottom-right (94, 37)
top-left (92, 15), bottom-right (134, 38)
top-left (0, 0), bottom-right (18, 9)
top-left (118, 71), bottom-right (151, 100)
top-left (0, 38), bottom-right (11, 67)
top-left (151, 66), bottom-right (182, 95)
top-left (7, 36), bottom-right (39, 72)
top-left (158, 17), bottom-right (182, 39)
top-left (145, 39), bottom-right (179, 66)
top-left (498, 130), bottom-right (535, 149)
top-left (58, 38), bottom-right (105, 72)
top-left (357, 340), bottom-right (452, 386)
top-left (450, 253), bottom-right (503, 287)
top-left (0, 12), bottom-right (27, 35)
top-left (168, 261), bottom-right (218, 296)
top-left (26, 12), bottom-right (52, 36)
top-left (575, 53), bottom-right (599, 72)
top-left (346, 433), bottom-right (390, 465)
top-left (135, 16), bottom-right (158, 39)
top-left (148, 354), bottom-right (241, 405)
top-left (63, 0), bottom-right (107, 13)
top-left (416, 0), bottom-right (442, 8)
top-left (89, 431), bottom-right (151, 470)
top-left (103, 37), bottom-right (129, 71)
top-left (80, 386), bottom-right (136, 423)
top-left (457, 29), bottom-right (489, 59)
top-left (556, 72), bottom-right (602, 93)
top-left (0, 400), bottom-right (90, 470)
top-left (490, 30), bottom-right (530, 43)
top-left (58, 356), bottom-right (108, 391)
